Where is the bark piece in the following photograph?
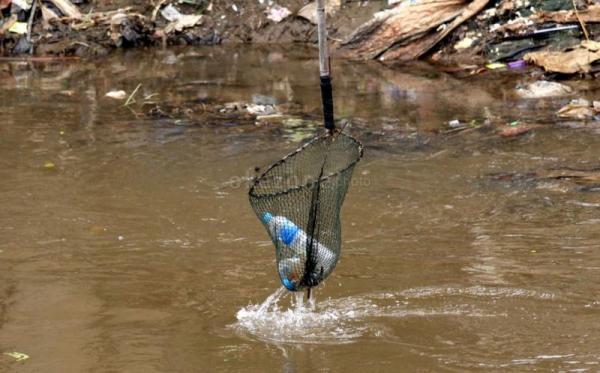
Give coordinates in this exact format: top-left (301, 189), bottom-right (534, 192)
top-left (340, 0), bottom-right (489, 62)
top-left (382, 0), bottom-right (489, 61)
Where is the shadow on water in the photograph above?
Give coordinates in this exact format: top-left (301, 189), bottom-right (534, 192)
top-left (1, 46), bottom-right (600, 372)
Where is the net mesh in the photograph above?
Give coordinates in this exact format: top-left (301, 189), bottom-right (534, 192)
top-left (249, 132), bottom-right (363, 292)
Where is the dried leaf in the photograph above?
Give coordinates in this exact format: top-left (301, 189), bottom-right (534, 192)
top-left (524, 44), bottom-right (600, 74)
top-left (582, 40), bottom-right (600, 52)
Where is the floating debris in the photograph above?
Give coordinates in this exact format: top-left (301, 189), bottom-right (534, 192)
top-left (43, 161), bottom-right (56, 169)
top-left (486, 62), bottom-right (506, 70)
top-left (516, 81), bottom-right (573, 99)
top-left (499, 123), bottom-right (541, 137)
top-left (557, 98), bottom-right (599, 120)
top-left (3, 352), bottom-right (29, 362)
top-left (105, 90), bottom-right (127, 100)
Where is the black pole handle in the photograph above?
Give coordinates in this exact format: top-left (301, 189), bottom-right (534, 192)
top-left (320, 75), bottom-right (335, 131)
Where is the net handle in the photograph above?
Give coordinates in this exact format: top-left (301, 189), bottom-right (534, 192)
top-left (317, 0), bottom-right (335, 132)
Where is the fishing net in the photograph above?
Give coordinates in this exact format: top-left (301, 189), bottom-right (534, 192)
top-left (249, 132), bottom-right (363, 292)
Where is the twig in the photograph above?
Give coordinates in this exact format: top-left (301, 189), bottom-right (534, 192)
top-left (72, 41), bottom-right (90, 48)
top-left (143, 93), bottom-right (159, 100)
top-left (27, 0), bottom-right (38, 54)
top-left (572, 0), bottom-right (590, 41)
top-left (124, 83), bottom-right (142, 106)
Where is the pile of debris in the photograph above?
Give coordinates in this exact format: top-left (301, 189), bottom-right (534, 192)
top-left (337, 0), bottom-right (600, 75)
top-left (0, 0), bottom-right (313, 56)
top-left (0, 0), bottom-right (219, 55)
top-left (2, 0), bottom-right (600, 77)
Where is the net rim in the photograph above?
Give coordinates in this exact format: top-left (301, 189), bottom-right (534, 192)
top-left (248, 131), bottom-right (364, 199)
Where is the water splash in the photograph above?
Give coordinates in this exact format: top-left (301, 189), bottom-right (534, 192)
top-left (232, 285), bottom-right (543, 345)
top-left (234, 287), bottom-right (363, 344)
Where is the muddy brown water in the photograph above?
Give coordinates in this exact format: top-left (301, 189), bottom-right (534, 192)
top-left (1, 46), bottom-right (599, 372)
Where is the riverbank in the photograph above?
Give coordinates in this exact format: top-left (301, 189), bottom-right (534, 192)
top-left (1, 0), bottom-right (599, 76)
top-left (0, 0), bottom-right (323, 57)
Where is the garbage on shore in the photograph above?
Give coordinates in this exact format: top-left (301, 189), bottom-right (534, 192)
top-left (336, 0), bottom-right (600, 75)
top-left (1, 0), bottom-right (600, 78)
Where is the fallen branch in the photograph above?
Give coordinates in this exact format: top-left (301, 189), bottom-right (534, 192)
top-left (27, 0), bottom-right (38, 54)
top-left (571, 0), bottom-right (590, 41)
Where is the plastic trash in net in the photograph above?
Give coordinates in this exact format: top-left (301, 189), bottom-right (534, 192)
top-left (249, 132), bottom-right (363, 292)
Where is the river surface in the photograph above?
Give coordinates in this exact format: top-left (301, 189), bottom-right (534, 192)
top-left (1, 46), bottom-right (599, 372)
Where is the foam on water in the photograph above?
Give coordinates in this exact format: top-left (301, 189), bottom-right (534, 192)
top-left (232, 285), bottom-right (547, 345)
